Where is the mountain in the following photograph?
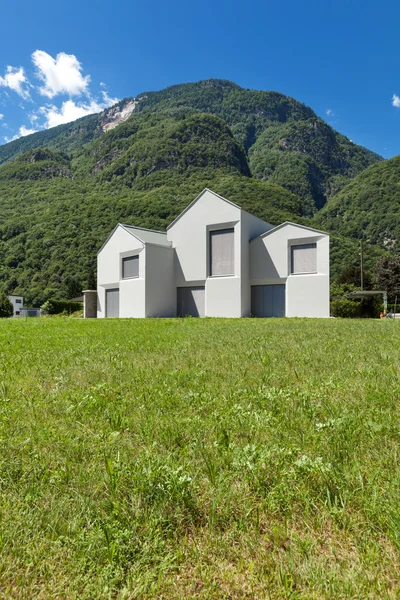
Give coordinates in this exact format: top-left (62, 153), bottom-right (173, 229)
top-left (315, 155), bottom-right (400, 253)
top-left (0, 80), bottom-right (381, 213)
top-left (0, 79), bottom-right (386, 304)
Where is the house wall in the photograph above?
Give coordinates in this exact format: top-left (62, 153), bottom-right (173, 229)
top-left (168, 189), bottom-right (243, 317)
top-left (8, 296), bottom-right (24, 317)
top-left (240, 211), bottom-right (273, 316)
top-left (250, 224), bottom-right (330, 318)
top-left (145, 244), bottom-right (176, 317)
top-left (286, 235), bottom-right (329, 318)
top-left (97, 192), bottom-right (330, 320)
top-left (97, 226), bottom-right (145, 318)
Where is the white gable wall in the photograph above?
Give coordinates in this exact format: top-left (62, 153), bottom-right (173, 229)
top-left (250, 224), bottom-right (330, 317)
top-left (168, 189), bottom-right (243, 317)
top-left (97, 225), bottom-right (146, 318)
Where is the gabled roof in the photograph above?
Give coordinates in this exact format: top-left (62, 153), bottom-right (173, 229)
top-left (167, 188), bottom-right (241, 230)
top-left (120, 224), bottom-right (171, 247)
top-left (250, 221), bottom-right (329, 242)
top-left (98, 223), bottom-right (171, 254)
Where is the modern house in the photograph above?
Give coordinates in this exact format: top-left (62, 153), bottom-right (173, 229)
top-left (8, 295), bottom-right (24, 317)
top-left (97, 189), bottom-right (330, 318)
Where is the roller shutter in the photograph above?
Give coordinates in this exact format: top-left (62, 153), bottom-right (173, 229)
top-left (177, 287), bottom-right (205, 317)
top-left (251, 285), bottom-right (285, 318)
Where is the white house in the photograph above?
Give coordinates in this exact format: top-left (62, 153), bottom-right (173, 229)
top-left (8, 295), bottom-right (24, 317)
top-left (97, 189), bottom-right (330, 318)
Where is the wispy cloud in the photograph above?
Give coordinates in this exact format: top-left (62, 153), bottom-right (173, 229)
top-left (392, 94), bottom-right (400, 108)
top-left (0, 66), bottom-right (30, 100)
top-left (4, 124), bottom-right (38, 142)
top-left (0, 114), bottom-right (3, 120)
top-left (325, 108), bottom-right (334, 117)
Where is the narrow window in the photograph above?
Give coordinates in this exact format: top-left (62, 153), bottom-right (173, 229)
top-left (16, 299), bottom-right (22, 304)
top-left (291, 243), bottom-right (317, 274)
top-left (122, 255), bottom-right (139, 279)
top-left (210, 228), bottom-right (234, 276)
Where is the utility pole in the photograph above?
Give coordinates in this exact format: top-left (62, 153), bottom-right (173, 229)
top-left (360, 239), bottom-right (363, 291)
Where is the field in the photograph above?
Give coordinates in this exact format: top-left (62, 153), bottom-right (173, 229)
top-left (1, 318), bottom-right (400, 599)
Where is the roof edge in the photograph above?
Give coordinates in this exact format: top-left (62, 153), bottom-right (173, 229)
top-left (120, 224), bottom-right (167, 235)
top-left (250, 221), bottom-right (329, 242)
top-left (166, 188), bottom-right (241, 230)
top-left (98, 223), bottom-right (145, 254)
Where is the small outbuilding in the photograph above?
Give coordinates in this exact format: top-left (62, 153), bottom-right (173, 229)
top-left (8, 295), bottom-right (24, 317)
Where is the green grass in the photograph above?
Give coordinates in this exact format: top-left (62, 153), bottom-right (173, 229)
top-left (1, 318), bottom-right (400, 598)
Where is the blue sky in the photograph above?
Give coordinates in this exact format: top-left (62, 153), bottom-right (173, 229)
top-left (0, 0), bottom-right (399, 158)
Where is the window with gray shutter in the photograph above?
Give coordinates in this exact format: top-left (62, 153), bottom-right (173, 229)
top-left (291, 243), bottom-right (317, 274)
top-left (122, 255), bottom-right (139, 279)
top-left (210, 228), bottom-right (234, 276)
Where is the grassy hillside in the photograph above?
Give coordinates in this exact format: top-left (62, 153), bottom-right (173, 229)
top-left (316, 155), bottom-right (400, 253)
top-left (1, 318), bottom-right (400, 598)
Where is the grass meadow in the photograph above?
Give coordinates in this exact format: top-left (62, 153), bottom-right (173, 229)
top-left (0, 317), bottom-right (400, 598)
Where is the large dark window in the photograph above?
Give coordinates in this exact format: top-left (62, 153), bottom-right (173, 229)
top-left (209, 228), bottom-right (234, 276)
top-left (122, 255), bottom-right (139, 279)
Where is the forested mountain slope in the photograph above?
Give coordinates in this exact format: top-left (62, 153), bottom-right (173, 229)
top-left (0, 79), bottom-right (387, 303)
top-left (316, 155), bottom-right (400, 253)
top-left (0, 80), bottom-right (381, 212)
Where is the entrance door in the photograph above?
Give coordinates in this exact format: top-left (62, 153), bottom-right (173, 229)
top-left (251, 285), bottom-right (286, 317)
top-left (177, 287), bottom-right (205, 317)
top-left (106, 288), bottom-right (120, 318)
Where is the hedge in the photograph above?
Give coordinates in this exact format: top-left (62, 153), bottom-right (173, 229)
top-left (41, 299), bottom-right (83, 315)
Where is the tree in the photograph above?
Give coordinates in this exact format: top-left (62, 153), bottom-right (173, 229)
top-left (0, 293), bottom-right (13, 318)
top-left (338, 265), bottom-right (372, 289)
top-left (375, 255), bottom-right (400, 303)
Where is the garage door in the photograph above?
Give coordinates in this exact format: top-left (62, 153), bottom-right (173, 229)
top-left (251, 285), bottom-right (285, 318)
top-left (177, 287), bottom-right (205, 317)
top-left (106, 288), bottom-right (120, 318)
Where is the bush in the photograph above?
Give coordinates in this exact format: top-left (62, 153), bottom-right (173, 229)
top-left (330, 298), bottom-right (361, 318)
top-left (0, 293), bottom-right (13, 318)
top-left (41, 299), bottom-right (83, 315)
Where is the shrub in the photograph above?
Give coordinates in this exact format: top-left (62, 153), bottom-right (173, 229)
top-left (0, 293), bottom-right (13, 318)
top-left (330, 298), bottom-right (361, 318)
top-left (41, 299), bottom-right (83, 315)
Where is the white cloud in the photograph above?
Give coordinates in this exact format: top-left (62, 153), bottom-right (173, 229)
top-left (32, 50), bottom-right (90, 98)
top-left (326, 108), bottom-right (334, 117)
top-left (4, 124), bottom-right (37, 142)
top-left (0, 114), bottom-right (3, 120)
top-left (0, 66), bottom-right (30, 99)
top-left (392, 94), bottom-right (400, 108)
top-left (39, 93), bottom-right (118, 128)
top-left (19, 125), bottom-right (37, 136)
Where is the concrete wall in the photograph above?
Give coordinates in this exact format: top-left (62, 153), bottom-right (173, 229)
top-left (168, 189), bottom-right (244, 317)
top-left (240, 211), bottom-right (273, 316)
top-left (97, 225), bottom-right (145, 318)
top-left (145, 244), bottom-right (176, 317)
top-left (250, 224), bottom-right (330, 318)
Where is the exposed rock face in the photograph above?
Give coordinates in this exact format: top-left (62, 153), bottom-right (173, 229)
top-left (101, 100), bottom-right (140, 132)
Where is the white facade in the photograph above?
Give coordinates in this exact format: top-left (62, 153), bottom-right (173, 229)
top-left (8, 295), bottom-right (24, 317)
top-left (97, 189), bottom-right (330, 318)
